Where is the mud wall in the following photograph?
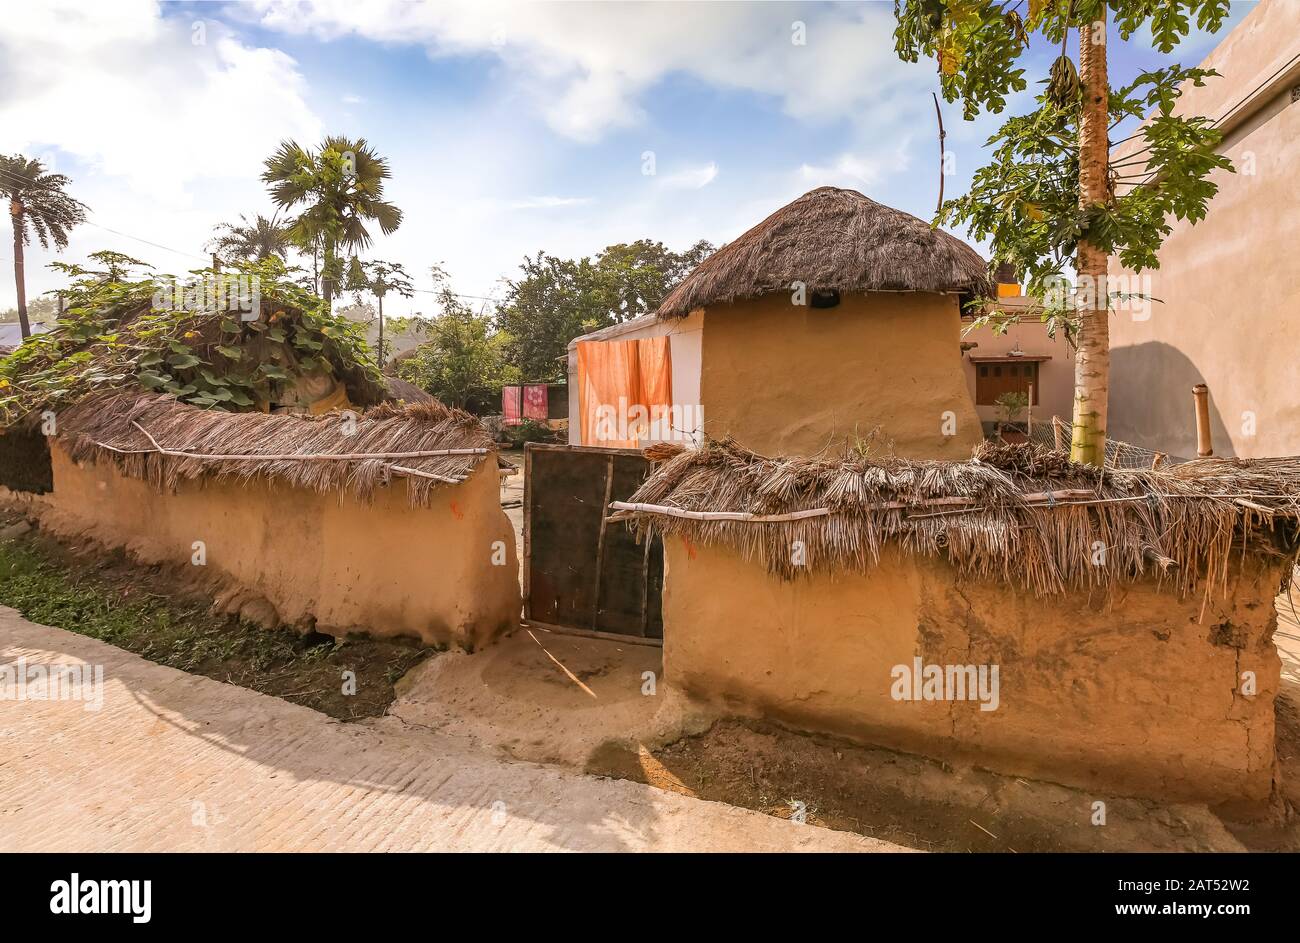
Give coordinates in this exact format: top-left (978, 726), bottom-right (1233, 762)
top-left (40, 444), bottom-right (521, 650)
top-left (700, 292), bottom-right (982, 459)
top-left (662, 539), bottom-right (1283, 803)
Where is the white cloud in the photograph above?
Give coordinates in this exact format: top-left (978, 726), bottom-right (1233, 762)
top-left (0, 1), bottom-right (321, 202)
top-left (342, 93), bottom-right (364, 104)
top-left (798, 140), bottom-right (914, 189)
top-left (0, 0), bottom-right (324, 309)
top-left (507, 195), bottom-right (595, 209)
top-left (245, 0), bottom-right (930, 142)
top-left (660, 162), bottom-right (719, 190)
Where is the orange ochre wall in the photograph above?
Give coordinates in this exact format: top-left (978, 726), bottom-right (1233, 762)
top-left (700, 292), bottom-right (983, 459)
top-left (662, 539), bottom-right (1282, 803)
top-left (42, 444), bottom-right (521, 650)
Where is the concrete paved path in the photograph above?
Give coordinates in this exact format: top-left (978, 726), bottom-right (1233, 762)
top-left (0, 608), bottom-right (898, 852)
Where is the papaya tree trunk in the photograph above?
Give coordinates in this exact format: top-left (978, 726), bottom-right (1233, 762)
top-left (9, 199), bottom-right (29, 341)
top-left (1070, 12), bottom-right (1110, 466)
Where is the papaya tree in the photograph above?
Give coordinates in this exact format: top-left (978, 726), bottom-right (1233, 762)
top-left (893, 0), bottom-right (1233, 465)
top-left (346, 258), bottom-right (414, 364)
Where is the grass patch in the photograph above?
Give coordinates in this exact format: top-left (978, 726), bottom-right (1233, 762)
top-left (0, 527), bottom-right (434, 719)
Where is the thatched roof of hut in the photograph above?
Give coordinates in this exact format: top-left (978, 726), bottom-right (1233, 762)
top-left (56, 390), bottom-right (494, 506)
top-left (613, 439), bottom-right (1300, 597)
top-left (655, 187), bottom-right (991, 319)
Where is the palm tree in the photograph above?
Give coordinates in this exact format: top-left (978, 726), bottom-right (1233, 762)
top-left (208, 213), bottom-right (290, 263)
top-left (0, 155), bottom-right (87, 339)
top-left (261, 136), bottom-right (402, 306)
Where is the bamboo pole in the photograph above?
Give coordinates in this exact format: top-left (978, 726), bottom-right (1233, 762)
top-left (591, 455), bottom-right (615, 631)
top-left (85, 422), bottom-right (490, 462)
top-left (1193, 384), bottom-right (1214, 457)
top-left (610, 489), bottom-right (1297, 524)
top-left (94, 440), bottom-right (489, 462)
top-left (610, 489), bottom-right (1103, 522)
top-left (388, 463), bottom-right (466, 485)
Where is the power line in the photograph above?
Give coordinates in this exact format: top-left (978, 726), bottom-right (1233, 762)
top-left (82, 218), bottom-right (209, 261)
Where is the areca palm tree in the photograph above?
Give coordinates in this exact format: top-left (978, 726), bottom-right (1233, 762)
top-left (261, 136), bottom-right (402, 306)
top-left (208, 213), bottom-right (290, 263)
top-left (0, 155), bottom-right (87, 339)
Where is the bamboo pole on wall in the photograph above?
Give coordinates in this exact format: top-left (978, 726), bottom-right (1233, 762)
top-left (1193, 384), bottom-right (1213, 457)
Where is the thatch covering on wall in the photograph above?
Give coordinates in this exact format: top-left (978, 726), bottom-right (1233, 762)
top-left (55, 390), bottom-right (494, 506)
top-left (613, 439), bottom-right (1300, 597)
top-left (655, 187), bottom-right (991, 319)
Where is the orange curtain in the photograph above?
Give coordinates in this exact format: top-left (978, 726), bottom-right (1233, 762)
top-left (577, 337), bottom-right (673, 447)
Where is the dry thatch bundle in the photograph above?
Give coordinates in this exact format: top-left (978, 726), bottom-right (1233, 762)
top-left (55, 390), bottom-right (494, 506)
top-left (613, 439), bottom-right (1300, 597)
top-left (655, 187), bottom-right (991, 319)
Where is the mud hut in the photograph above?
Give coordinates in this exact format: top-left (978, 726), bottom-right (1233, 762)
top-left (614, 440), bottom-right (1300, 805)
top-left (655, 186), bottom-right (991, 460)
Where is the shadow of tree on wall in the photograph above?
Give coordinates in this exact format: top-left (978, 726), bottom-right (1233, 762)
top-left (1110, 342), bottom-right (1233, 459)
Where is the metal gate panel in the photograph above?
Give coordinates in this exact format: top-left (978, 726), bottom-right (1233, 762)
top-left (523, 443), bottom-right (663, 639)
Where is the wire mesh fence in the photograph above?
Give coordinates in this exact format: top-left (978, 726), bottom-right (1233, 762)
top-left (1027, 416), bottom-right (1189, 469)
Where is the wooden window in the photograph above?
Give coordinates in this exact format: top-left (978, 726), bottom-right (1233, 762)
top-left (975, 360), bottom-right (1040, 406)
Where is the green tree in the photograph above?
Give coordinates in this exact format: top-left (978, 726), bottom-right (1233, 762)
top-left (495, 239), bottom-right (713, 380)
top-left (0, 155), bottom-right (88, 340)
top-left (399, 288), bottom-right (518, 410)
top-left (48, 250), bottom-right (151, 286)
top-left (261, 137), bottom-right (402, 307)
top-left (346, 258), bottom-right (415, 363)
top-left (0, 295), bottom-right (58, 325)
top-left (208, 213), bottom-right (290, 264)
top-left (893, 0), bottom-right (1232, 465)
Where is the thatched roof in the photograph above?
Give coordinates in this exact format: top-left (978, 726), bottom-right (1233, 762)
top-left (612, 439), bottom-right (1300, 597)
top-left (382, 375), bottom-right (437, 404)
top-left (656, 187), bottom-right (991, 319)
top-left (55, 390), bottom-right (494, 505)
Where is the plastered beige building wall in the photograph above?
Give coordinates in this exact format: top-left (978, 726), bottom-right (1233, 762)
top-left (1109, 0), bottom-right (1300, 458)
top-left (41, 445), bottom-right (521, 650)
top-left (662, 539), bottom-right (1282, 803)
top-left (961, 304), bottom-right (1077, 428)
top-left (700, 292), bottom-right (983, 459)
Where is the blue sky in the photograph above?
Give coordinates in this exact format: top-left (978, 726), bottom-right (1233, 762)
top-left (0, 0), bottom-right (1258, 315)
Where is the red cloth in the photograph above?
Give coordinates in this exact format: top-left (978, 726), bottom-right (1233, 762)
top-left (523, 383), bottom-right (548, 421)
top-left (502, 385), bottom-right (522, 425)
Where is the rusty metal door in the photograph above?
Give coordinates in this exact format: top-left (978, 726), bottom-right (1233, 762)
top-left (523, 443), bottom-right (663, 640)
